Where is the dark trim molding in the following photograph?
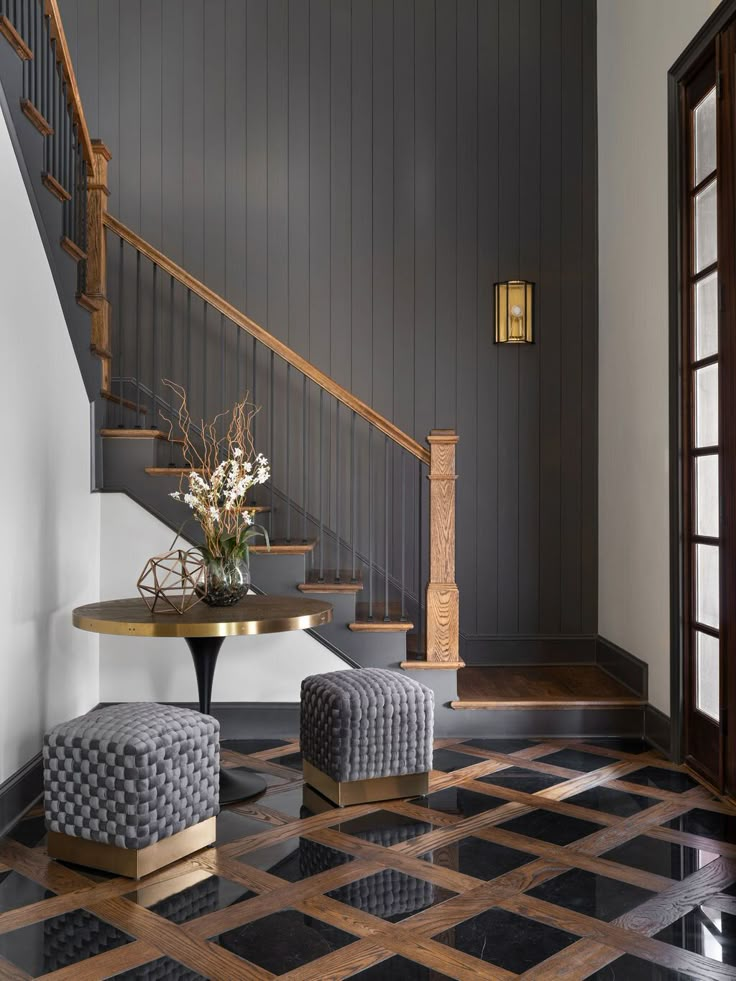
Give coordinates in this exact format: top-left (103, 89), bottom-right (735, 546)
top-left (596, 636), bottom-right (648, 699)
top-left (645, 704), bottom-right (672, 758)
top-left (0, 752), bottom-right (42, 838)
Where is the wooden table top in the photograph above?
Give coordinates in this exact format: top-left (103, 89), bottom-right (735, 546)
top-left (72, 595), bottom-right (333, 638)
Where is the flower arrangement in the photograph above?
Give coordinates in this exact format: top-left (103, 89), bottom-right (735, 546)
top-left (163, 381), bottom-right (270, 605)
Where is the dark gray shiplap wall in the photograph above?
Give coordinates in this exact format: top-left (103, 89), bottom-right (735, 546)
top-left (62, 0), bottom-right (598, 662)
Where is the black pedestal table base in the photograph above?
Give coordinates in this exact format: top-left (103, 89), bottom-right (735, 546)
top-left (185, 635), bottom-right (267, 805)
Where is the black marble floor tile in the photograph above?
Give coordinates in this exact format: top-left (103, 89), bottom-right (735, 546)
top-left (0, 869), bottom-right (54, 914)
top-left (654, 903), bottom-right (736, 965)
top-left (477, 765), bottom-right (567, 794)
top-left (431, 748), bottom-right (486, 772)
top-left (6, 812), bottom-right (47, 848)
top-left (529, 868), bottom-right (656, 921)
top-left (624, 766), bottom-right (700, 793)
top-left (664, 807), bottom-right (736, 846)
top-left (462, 738), bottom-right (535, 754)
top-left (216, 908), bottom-right (357, 974)
top-left (259, 786), bottom-right (311, 818)
top-left (215, 808), bottom-right (274, 846)
top-left (238, 837), bottom-right (354, 882)
top-left (112, 956), bottom-right (207, 979)
top-left (580, 737), bottom-right (650, 755)
top-left (565, 785), bottom-right (656, 818)
top-left (221, 738), bottom-right (290, 755)
top-left (420, 835), bottom-right (534, 881)
top-left (126, 873), bottom-right (256, 924)
top-left (409, 786), bottom-right (506, 817)
top-left (273, 751), bottom-right (303, 770)
top-left (434, 905), bottom-right (578, 973)
top-left (327, 868), bottom-right (455, 922)
top-left (584, 953), bottom-right (692, 979)
top-left (348, 955), bottom-right (452, 979)
top-left (499, 808), bottom-right (603, 846)
top-left (336, 809), bottom-right (435, 846)
top-left (0, 909), bottom-right (133, 975)
top-left (602, 835), bottom-right (720, 881)
top-left (541, 748), bottom-right (613, 772)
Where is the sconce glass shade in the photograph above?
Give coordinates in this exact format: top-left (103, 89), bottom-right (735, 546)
top-left (494, 279), bottom-right (534, 344)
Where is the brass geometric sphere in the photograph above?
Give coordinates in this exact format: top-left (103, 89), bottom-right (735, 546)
top-left (137, 549), bottom-right (207, 614)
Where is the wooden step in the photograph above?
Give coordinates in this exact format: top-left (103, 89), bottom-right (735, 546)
top-left (0, 15), bottom-right (32, 60)
top-left (144, 467), bottom-right (204, 476)
top-left (349, 619), bottom-right (414, 632)
top-left (61, 236), bottom-right (87, 262)
top-left (42, 172), bottom-right (70, 202)
top-left (298, 570), bottom-right (363, 593)
top-left (100, 428), bottom-right (184, 445)
top-left (20, 98), bottom-right (52, 136)
top-left (451, 665), bottom-right (644, 710)
top-left (100, 390), bottom-right (148, 415)
top-left (249, 539), bottom-right (316, 555)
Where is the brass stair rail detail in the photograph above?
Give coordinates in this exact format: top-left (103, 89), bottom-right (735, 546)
top-left (103, 212), bottom-right (431, 466)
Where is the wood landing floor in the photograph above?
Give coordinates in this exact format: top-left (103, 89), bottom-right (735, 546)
top-left (1, 736), bottom-right (735, 979)
top-left (454, 665), bottom-right (644, 709)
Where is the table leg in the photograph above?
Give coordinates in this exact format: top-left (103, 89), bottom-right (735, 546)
top-left (184, 636), bottom-right (267, 806)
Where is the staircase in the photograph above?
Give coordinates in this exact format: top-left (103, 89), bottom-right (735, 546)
top-left (0, 0), bottom-right (647, 738)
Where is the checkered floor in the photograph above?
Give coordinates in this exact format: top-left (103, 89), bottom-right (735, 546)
top-left (1, 736), bottom-right (735, 979)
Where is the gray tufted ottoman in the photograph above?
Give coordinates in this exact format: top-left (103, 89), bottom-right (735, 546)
top-left (300, 668), bottom-right (434, 806)
top-left (44, 703), bottom-right (219, 878)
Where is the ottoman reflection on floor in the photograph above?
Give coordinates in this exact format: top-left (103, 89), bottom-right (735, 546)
top-left (1, 736), bottom-right (736, 979)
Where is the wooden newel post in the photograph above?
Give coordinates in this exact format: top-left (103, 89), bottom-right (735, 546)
top-left (426, 429), bottom-right (461, 663)
top-left (86, 139), bottom-right (112, 391)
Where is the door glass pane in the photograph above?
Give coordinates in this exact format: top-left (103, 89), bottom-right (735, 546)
top-left (695, 455), bottom-right (719, 538)
top-left (695, 363), bottom-right (719, 447)
top-left (695, 180), bottom-right (717, 273)
top-left (695, 272), bottom-right (718, 360)
top-left (696, 544), bottom-right (719, 629)
top-left (694, 87), bottom-right (717, 185)
top-left (696, 631), bottom-right (720, 722)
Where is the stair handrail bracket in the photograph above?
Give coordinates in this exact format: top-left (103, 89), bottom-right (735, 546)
top-left (426, 429), bottom-right (461, 665)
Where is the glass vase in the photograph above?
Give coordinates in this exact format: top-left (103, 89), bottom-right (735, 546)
top-left (197, 555), bottom-right (250, 607)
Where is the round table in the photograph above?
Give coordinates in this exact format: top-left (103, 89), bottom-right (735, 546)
top-left (72, 595), bottom-right (333, 804)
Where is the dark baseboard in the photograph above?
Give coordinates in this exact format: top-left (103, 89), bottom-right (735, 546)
top-left (596, 636), bottom-right (648, 699)
top-left (98, 701), bottom-right (301, 741)
top-left (645, 704), bottom-right (672, 757)
top-left (0, 752), bottom-right (43, 838)
top-left (461, 635), bottom-right (597, 665)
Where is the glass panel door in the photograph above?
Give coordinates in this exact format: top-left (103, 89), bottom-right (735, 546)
top-left (683, 58), bottom-right (722, 782)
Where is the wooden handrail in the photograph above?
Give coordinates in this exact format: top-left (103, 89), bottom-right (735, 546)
top-left (44, 0), bottom-right (94, 167)
top-left (103, 212), bottom-right (431, 466)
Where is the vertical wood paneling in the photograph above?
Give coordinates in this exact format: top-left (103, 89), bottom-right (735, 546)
top-left (475, 0), bottom-right (500, 637)
top-left (560, 0), bottom-right (584, 633)
top-left (67, 0), bottom-right (598, 655)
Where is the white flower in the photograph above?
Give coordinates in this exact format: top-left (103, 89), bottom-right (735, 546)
top-left (233, 447), bottom-right (243, 457)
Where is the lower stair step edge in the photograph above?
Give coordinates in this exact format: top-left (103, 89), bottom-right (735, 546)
top-left (299, 571), bottom-right (363, 593)
top-left (348, 620), bottom-right (414, 632)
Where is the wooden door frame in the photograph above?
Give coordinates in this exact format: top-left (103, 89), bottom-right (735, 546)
top-left (668, 0), bottom-right (736, 776)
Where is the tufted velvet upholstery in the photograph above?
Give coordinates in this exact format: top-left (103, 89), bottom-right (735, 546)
top-left (300, 669), bottom-right (434, 782)
top-left (43, 703), bottom-right (220, 850)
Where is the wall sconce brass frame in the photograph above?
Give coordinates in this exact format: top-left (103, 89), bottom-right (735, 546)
top-left (494, 279), bottom-right (534, 344)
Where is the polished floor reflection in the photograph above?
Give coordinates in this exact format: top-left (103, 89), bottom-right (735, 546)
top-left (0, 736), bottom-right (735, 979)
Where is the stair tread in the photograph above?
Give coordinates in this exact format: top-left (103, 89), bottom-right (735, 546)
top-left (100, 428), bottom-right (184, 444)
top-left (452, 665), bottom-right (644, 709)
top-left (298, 570), bottom-right (363, 593)
top-left (349, 619), bottom-right (414, 632)
top-left (249, 539), bottom-right (317, 555)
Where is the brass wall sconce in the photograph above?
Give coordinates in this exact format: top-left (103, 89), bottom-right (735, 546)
top-left (494, 279), bottom-right (534, 344)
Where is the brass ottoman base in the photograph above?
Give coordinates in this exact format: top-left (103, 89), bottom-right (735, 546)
top-left (47, 816), bottom-right (216, 879)
top-left (303, 759), bottom-right (429, 807)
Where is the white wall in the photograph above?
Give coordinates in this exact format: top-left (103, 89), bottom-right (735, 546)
top-left (99, 493), bottom-right (346, 704)
top-left (0, 110), bottom-right (100, 782)
top-left (597, 0), bottom-right (717, 714)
